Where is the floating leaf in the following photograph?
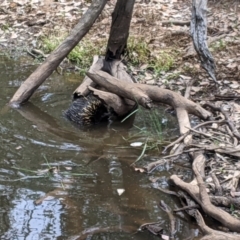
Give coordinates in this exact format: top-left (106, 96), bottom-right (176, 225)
top-left (130, 142), bottom-right (143, 147)
top-left (117, 189), bottom-right (125, 196)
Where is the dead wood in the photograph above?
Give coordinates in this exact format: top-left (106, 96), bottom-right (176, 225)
top-left (171, 153), bottom-right (240, 233)
top-left (73, 56), bottom-right (104, 98)
top-left (159, 201), bottom-right (176, 238)
top-left (184, 34), bottom-right (227, 59)
top-left (190, 0), bottom-right (217, 83)
top-left (193, 160), bottom-right (240, 233)
top-left (171, 172), bottom-right (240, 209)
top-left (88, 86), bottom-right (135, 116)
top-left (189, 152), bottom-right (206, 185)
top-left (190, 143), bottom-right (240, 157)
top-left (74, 57), bottom-right (134, 100)
top-left (162, 20), bottom-right (190, 27)
top-left (211, 173), bottom-right (223, 196)
top-left (210, 196), bottom-right (240, 209)
top-left (193, 210), bottom-right (240, 240)
top-left (162, 120), bottom-right (225, 154)
top-left (214, 94), bottom-right (240, 101)
top-left (105, 0), bottom-right (136, 60)
top-left (87, 70), bottom-right (211, 134)
top-left (204, 102), bottom-right (240, 141)
top-left (171, 175), bottom-right (240, 233)
top-left (9, 0), bottom-right (108, 107)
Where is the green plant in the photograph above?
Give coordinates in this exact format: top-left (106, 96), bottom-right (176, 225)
top-left (124, 107), bottom-right (168, 160)
top-left (126, 36), bottom-right (177, 75)
top-left (41, 34), bottom-right (178, 75)
top-left (210, 39), bottom-right (227, 52)
top-left (1, 23), bottom-right (11, 31)
top-left (165, 72), bottom-right (181, 80)
top-left (149, 51), bottom-right (175, 74)
top-left (41, 34), bottom-right (106, 74)
top-left (149, 109), bottom-right (163, 140)
top-left (126, 36), bottom-right (151, 65)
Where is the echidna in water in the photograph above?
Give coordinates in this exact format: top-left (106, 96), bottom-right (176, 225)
top-left (64, 95), bottom-right (114, 127)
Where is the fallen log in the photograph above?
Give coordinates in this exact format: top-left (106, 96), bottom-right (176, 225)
top-left (87, 70), bottom-right (211, 134)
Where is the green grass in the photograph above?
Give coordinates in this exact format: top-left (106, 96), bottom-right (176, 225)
top-left (126, 36), bottom-right (177, 74)
top-left (40, 34), bottom-right (177, 75)
top-left (210, 39), bottom-right (227, 52)
top-left (41, 34), bottom-right (106, 74)
top-left (124, 107), bottom-right (168, 153)
top-left (128, 109), bottom-right (166, 165)
top-left (1, 23), bottom-right (11, 31)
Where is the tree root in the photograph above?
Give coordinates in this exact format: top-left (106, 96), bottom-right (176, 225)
top-left (170, 152), bottom-right (240, 233)
top-left (193, 210), bottom-right (240, 240)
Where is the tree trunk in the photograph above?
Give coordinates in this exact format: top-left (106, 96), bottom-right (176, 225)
top-left (105, 0), bottom-right (136, 61)
top-left (191, 0), bottom-right (216, 83)
top-left (9, 0), bottom-right (108, 107)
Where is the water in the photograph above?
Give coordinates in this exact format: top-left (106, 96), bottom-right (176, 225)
top-left (0, 53), bottom-right (200, 239)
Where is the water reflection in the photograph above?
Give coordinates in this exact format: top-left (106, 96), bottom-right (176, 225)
top-left (0, 188), bottom-right (63, 239)
top-left (0, 54), bottom-right (200, 239)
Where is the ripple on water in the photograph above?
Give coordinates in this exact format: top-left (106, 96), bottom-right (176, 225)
top-left (0, 54), bottom-right (200, 239)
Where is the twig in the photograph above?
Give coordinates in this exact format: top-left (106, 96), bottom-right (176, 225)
top-left (159, 200), bottom-right (176, 238)
top-left (204, 103), bottom-right (240, 141)
top-left (163, 120), bottom-right (225, 154)
top-left (155, 186), bottom-right (178, 196)
top-left (186, 126), bottom-right (234, 146)
top-left (147, 148), bottom-right (200, 173)
top-left (173, 205), bottom-right (199, 212)
top-left (138, 221), bottom-right (163, 231)
top-left (211, 173), bottom-right (223, 196)
top-left (162, 20), bottom-right (190, 26)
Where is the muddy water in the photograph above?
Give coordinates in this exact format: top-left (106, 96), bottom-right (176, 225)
top-left (0, 54), bottom-right (200, 240)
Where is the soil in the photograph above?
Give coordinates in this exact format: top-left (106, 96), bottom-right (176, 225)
top-left (1, 0), bottom-right (240, 94)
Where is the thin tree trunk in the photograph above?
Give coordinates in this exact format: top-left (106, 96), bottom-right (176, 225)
top-left (191, 0), bottom-right (217, 83)
top-left (105, 0), bottom-right (136, 61)
top-left (9, 0), bottom-right (108, 107)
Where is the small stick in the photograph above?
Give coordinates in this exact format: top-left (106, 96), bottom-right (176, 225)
top-left (186, 126), bottom-right (234, 146)
top-left (163, 120), bottom-right (225, 154)
top-left (159, 200), bottom-right (176, 238)
top-left (173, 205), bottom-right (199, 212)
top-left (211, 173), bottom-right (223, 196)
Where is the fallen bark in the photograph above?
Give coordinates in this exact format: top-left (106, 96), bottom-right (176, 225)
top-left (87, 70), bottom-right (211, 134)
top-left (9, 0), bottom-right (108, 106)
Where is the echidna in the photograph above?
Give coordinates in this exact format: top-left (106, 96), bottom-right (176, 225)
top-left (64, 95), bottom-right (112, 127)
